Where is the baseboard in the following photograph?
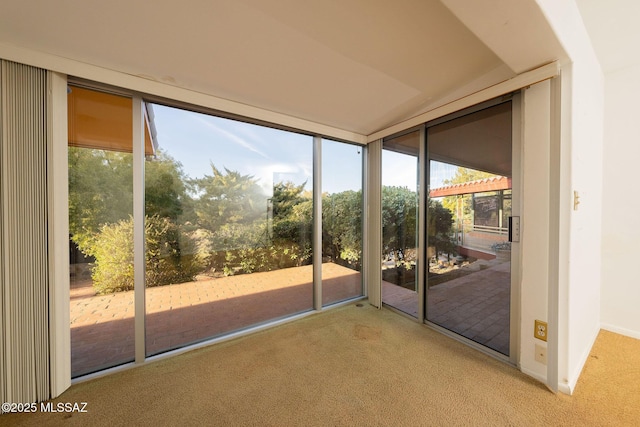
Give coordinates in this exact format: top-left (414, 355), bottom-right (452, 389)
top-left (601, 323), bottom-right (640, 340)
top-left (565, 324), bottom-right (601, 394)
top-left (520, 360), bottom-right (576, 395)
top-left (558, 382), bottom-right (573, 395)
top-left (520, 363), bottom-right (572, 395)
top-left (520, 366), bottom-right (547, 387)
top-left (522, 324), bottom-right (636, 396)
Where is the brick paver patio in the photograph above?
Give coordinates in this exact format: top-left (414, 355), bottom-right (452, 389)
top-left (71, 262), bottom-right (362, 377)
top-left (72, 260), bottom-right (510, 377)
top-left (382, 259), bottom-right (511, 355)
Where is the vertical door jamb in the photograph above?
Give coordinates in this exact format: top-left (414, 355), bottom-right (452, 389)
top-left (417, 126), bottom-right (426, 321)
top-left (313, 135), bottom-right (322, 310)
top-left (133, 96), bottom-right (145, 363)
top-left (510, 93), bottom-right (523, 366)
top-left (365, 139), bottom-right (382, 308)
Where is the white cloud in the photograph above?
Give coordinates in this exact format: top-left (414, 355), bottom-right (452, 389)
top-left (193, 116), bottom-right (271, 160)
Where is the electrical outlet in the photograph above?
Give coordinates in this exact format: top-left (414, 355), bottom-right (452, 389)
top-left (534, 320), bottom-right (547, 342)
top-left (535, 344), bottom-right (547, 365)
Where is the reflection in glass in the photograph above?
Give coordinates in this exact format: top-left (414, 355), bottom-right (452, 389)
top-left (426, 102), bottom-right (512, 356)
top-left (144, 104), bottom-right (314, 356)
top-left (68, 86), bottom-right (135, 377)
top-left (68, 92), bottom-right (367, 374)
top-left (321, 139), bottom-right (363, 306)
top-left (381, 131), bottom-right (420, 317)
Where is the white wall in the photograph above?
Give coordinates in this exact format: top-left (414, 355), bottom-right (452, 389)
top-left (565, 57), bottom-right (604, 393)
top-left (519, 80), bottom-right (551, 383)
top-left (536, 0), bottom-right (604, 394)
top-left (600, 63), bottom-right (640, 339)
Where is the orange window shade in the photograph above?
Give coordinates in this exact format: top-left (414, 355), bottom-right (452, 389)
top-left (68, 86), bottom-right (155, 155)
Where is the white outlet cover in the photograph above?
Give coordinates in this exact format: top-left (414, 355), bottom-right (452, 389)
top-left (535, 344), bottom-right (547, 365)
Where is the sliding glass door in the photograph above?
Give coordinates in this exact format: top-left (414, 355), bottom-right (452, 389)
top-left (381, 130), bottom-right (420, 317)
top-left (425, 100), bottom-right (515, 357)
top-left (377, 98), bottom-right (519, 360)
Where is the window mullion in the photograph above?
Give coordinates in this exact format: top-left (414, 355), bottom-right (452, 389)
top-left (133, 96), bottom-right (146, 363)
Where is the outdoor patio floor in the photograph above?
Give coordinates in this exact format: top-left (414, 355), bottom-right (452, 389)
top-left (70, 262), bottom-right (362, 377)
top-left (382, 259), bottom-right (511, 355)
top-left (71, 259), bottom-right (511, 377)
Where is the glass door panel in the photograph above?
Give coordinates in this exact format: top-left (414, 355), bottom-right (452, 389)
top-left (321, 139), bottom-right (364, 306)
top-left (426, 102), bottom-right (512, 356)
top-left (381, 130), bottom-right (420, 317)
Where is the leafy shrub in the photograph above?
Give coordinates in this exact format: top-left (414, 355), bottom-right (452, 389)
top-left (81, 215), bottom-right (206, 294)
top-left (145, 215), bottom-right (206, 288)
top-left (82, 219), bottom-right (135, 294)
top-left (214, 241), bottom-right (311, 277)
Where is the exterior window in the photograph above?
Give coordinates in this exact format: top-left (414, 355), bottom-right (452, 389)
top-left (144, 104), bottom-right (314, 356)
top-left (68, 87), bottom-right (365, 376)
top-left (68, 86), bottom-right (136, 377)
top-left (321, 139), bottom-right (364, 306)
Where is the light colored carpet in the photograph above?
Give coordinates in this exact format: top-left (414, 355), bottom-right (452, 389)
top-left (2, 304), bottom-right (639, 426)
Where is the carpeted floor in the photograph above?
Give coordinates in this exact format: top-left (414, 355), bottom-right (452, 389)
top-left (2, 304), bottom-right (639, 426)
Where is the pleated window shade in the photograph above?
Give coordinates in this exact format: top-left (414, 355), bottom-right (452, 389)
top-left (0, 60), bottom-right (51, 404)
top-left (67, 85), bottom-right (155, 155)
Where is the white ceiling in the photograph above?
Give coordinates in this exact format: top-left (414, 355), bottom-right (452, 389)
top-left (0, 0), bottom-right (567, 136)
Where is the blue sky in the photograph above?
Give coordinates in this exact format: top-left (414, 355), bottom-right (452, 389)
top-left (152, 104), bottom-right (315, 194)
top-left (152, 104), bottom-right (455, 195)
top-left (381, 151), bottom-right (458, 191)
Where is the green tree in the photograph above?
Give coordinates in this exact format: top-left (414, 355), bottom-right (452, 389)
top-left (191, 172), bottom-right (315, 275)
top-left (272, 181), bottom-right (307, 220)
top-left (192, 165), bottom-right (265, 233)
top-left (382, 186), bottom-right (417, 257)
top-left (323, 190), bottom-right (362, 266)
top-left (271, 181), bottom-right (311, 245)
top-left (68, 147), bottom-right (133, 253)
top-left (270, 182), bottom-right (312, 267)
top-left (379, 185), bottom-right (456, 262)
top-left (69, 147), bottom-right (193, 255)
top-left (427, 198), bottom-right (456, 259)
top-left (145, 150), bottom-right (193, 222)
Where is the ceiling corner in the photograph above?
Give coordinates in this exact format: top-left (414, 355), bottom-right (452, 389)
top-left (440, 0), bottom-right (567, 74)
